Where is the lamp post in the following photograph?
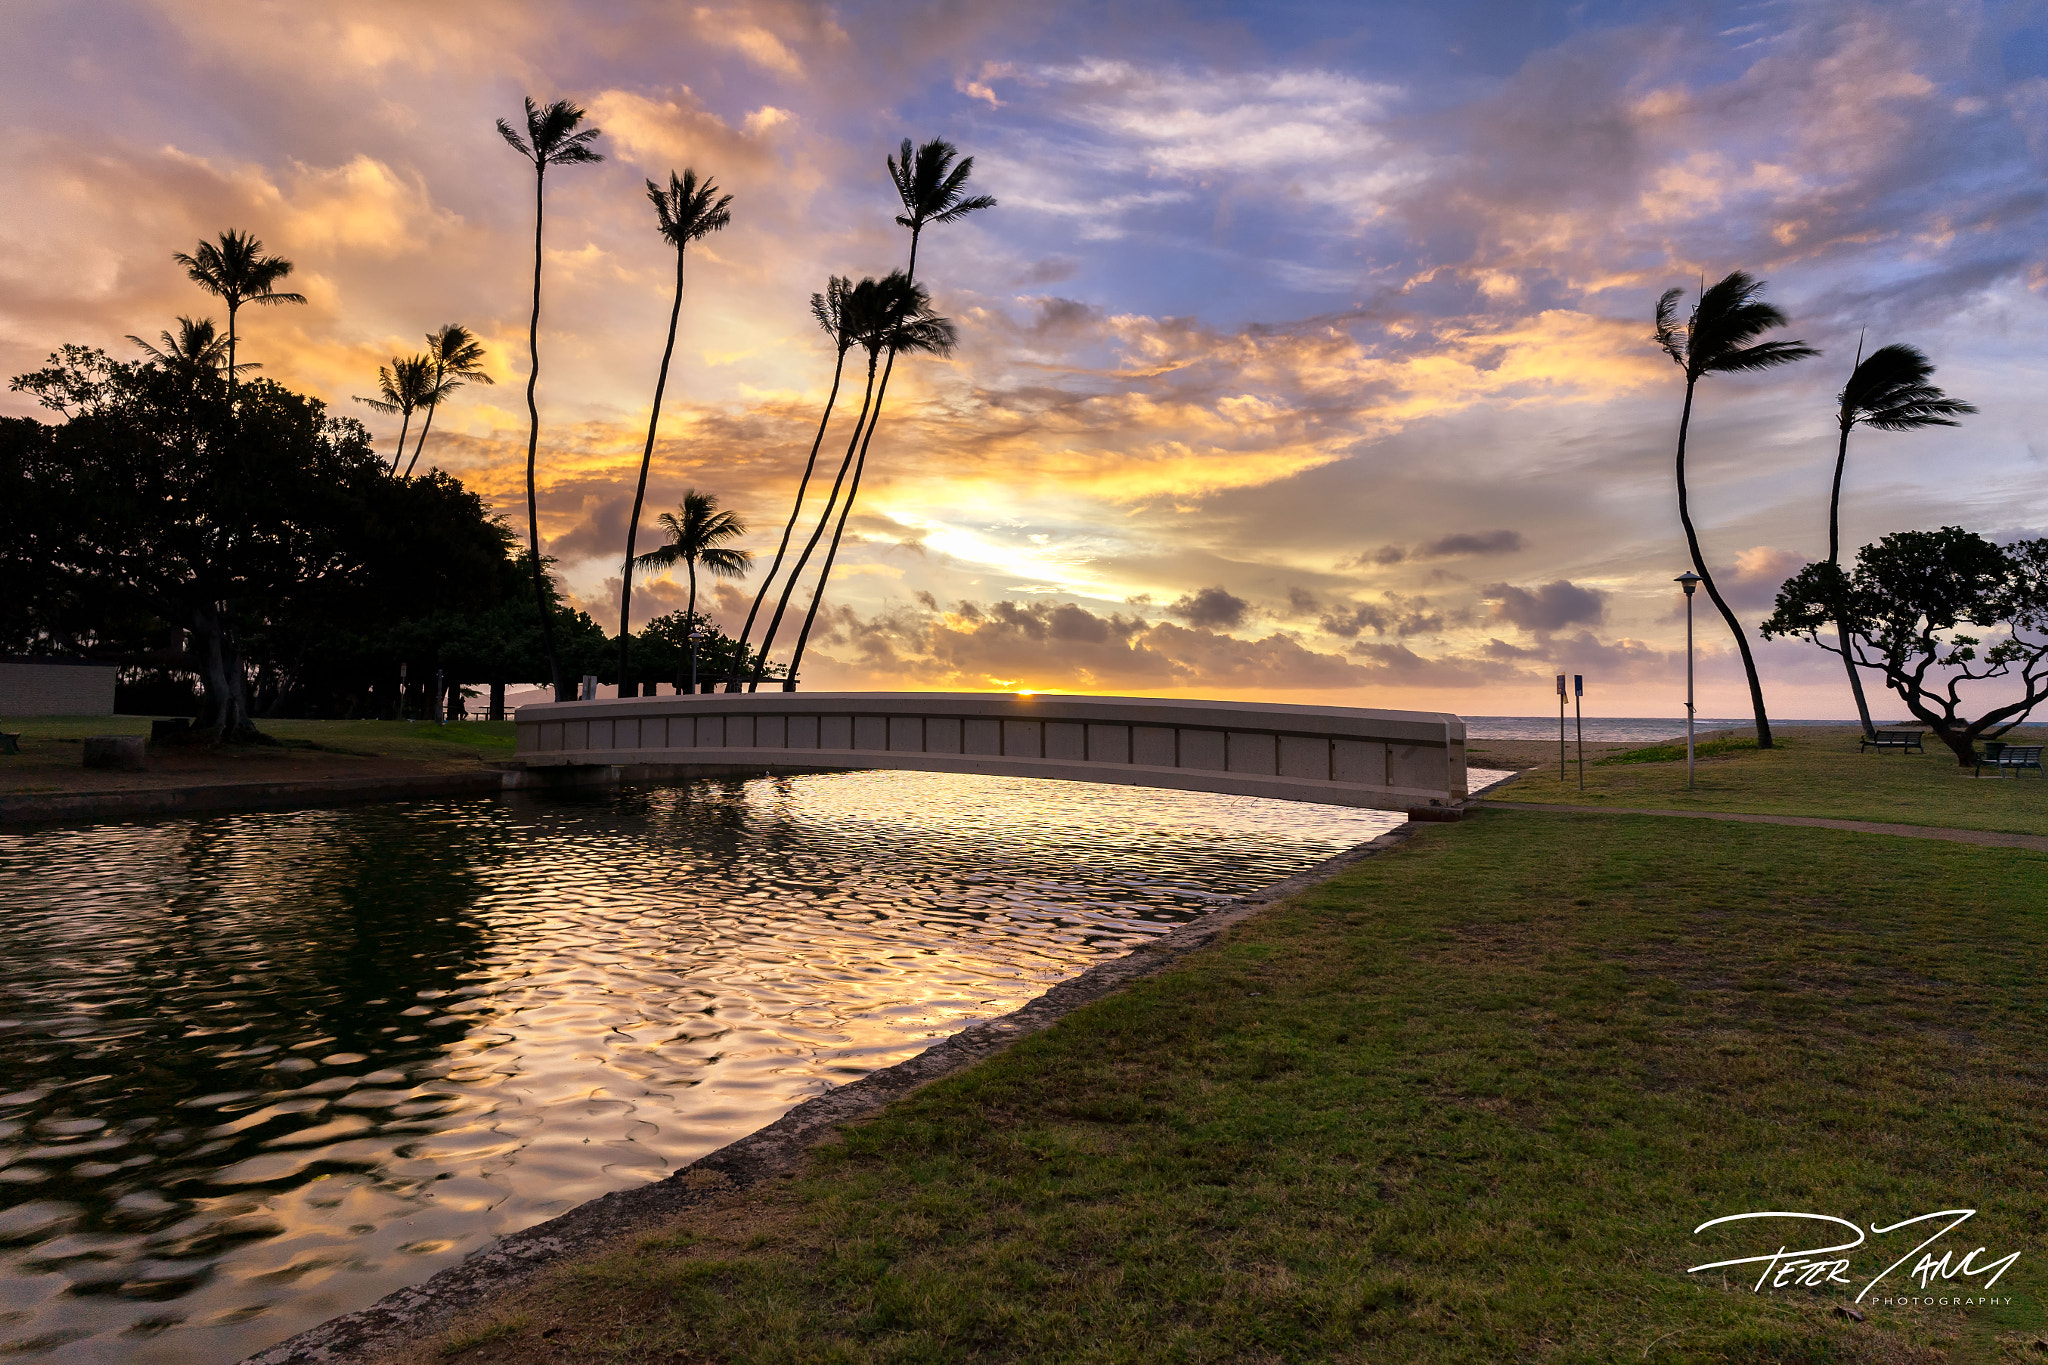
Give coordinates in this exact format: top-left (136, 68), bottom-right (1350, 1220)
top-left (1676, 571), bottom-right (1700, 789)
top-left (689, 622), bottom-right (713, 694)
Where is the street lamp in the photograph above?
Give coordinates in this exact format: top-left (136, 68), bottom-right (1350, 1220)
top-left (689, 622), bottom-right (714, 695)
top-left (1676, 571), bottom-right (1700, 789)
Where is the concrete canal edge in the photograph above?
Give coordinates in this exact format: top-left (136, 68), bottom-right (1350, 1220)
top-left (236, 820), bottom-right (1427, 1365)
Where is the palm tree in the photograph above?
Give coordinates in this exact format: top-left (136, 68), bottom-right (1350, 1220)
top-left (786, 280), bottom-right (955, 686)
top-left (1653, 271), bottom-right (1818, 749)
top-left (889, 136), bottom-right (997, 283)
top-left (355, 355), bottom-right (435, 471)
top-left (171, 230), bottom-right (306, 397)
top-left (1827, 339), bottom-right (1975, 736)
top-left (633, 491), bottom-right (752, 691)
top-left (744, 139), bottom-right (993, 691)
top-left (725, 276), bottom-right (856, 691)
top-left (128, 316), bottom-right (256, 391)
top-left (618, 170), bottom-right (733, 696)
top-left (499, 96), bottom-right (603, 701)
top-left (403, 324), bottom-right (495, 477)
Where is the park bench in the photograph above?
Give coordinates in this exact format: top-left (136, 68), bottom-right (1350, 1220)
top-left (1976, 744), bottom-right (2045, 778)
top-left (1860, 729), bottom-right (1924, 753)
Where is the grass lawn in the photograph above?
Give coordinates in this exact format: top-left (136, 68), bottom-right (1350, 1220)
top-left (409, 812), bottom-right (2048, 1365)
top-left (0, 715), bottom-right (515, 763)
top-left (1484, 724), bottom-right (2048, 837)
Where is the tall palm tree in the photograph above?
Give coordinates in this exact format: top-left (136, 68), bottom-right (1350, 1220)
top-left (499, 96), bottom-right (603, 701)
top-left (633, 491), bottom-right (752, 691)
top-left (171, 230), bottom-right (306, 397)
top-left (787, 282), bottom-right (955, 686)
top-left (128, 316), bottom-right (255, 391)
top-left (748, 276), bottom-right (896, 687)
top-left (744, 139), bottom-right (993, 691)
top-left (403, 324), bottom-right (495, 477)
top-left (1653, 271), bottom-right (1818, 749)
top-left (726, 276), bottom-right (856, 691)
top-left (617, 170), bottom-right (732, 696)
top-left (889, 136), bottom-right (997, 283)
top-left (1827, 339), bottom-right (1975, 736)
top-left (355, 355), bottom-right (435, 471)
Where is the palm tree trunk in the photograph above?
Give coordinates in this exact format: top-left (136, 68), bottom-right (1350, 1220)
top-left (389, 408), bottom-right (414, 476)
top-left (1827, 420), bottom-right (1876, 738)
top-left (685, 559), bottom-right (699, 692)
top-left (618, 247), bottom-right (688, 696)
top-left (750, 353), bottom-right (879, 689)
top-left (226, 299), bottom-right (240, 402)
top-left (403, 399), bottom-right (436, 478)
top-left (1675, 377), bottom-right (1774, 748)
top-left (522, 166), bottom-right (564, 701)
top-left (726, 345), bottom-right (851, 690)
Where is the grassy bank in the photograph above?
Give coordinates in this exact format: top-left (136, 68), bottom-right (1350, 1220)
top-left (1484, 724), bottom-right (2048, 837)
top-left (408, 812), bottom-right (2048, 1365)
top-left (0, 716), bottom-right (514, 762)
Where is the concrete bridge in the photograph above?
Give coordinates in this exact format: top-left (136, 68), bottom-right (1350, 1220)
top-left (511, 692), bottom-right (1467, 813)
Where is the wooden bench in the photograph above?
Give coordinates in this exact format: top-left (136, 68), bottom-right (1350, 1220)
top-left (1977, 744), bottom-right (2045, 778)
top-left (1860, 729), bottom-right (1924, 753)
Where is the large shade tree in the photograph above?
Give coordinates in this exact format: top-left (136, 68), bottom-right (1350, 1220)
top-left (617, 169), bottom-right (732, 695)
top-left (1764, 528), bottom-right (2048, 766)
top-left (171, 230), bottom-right (305, 397)
top-left (1825, 341), bottom-right (1975, 737)
top-left (1652, 271), bottom-right (1817, 749)
top-left (631, 491), bottom-right (751, 690)
top-left (498, 96), bottom-right (602, 701)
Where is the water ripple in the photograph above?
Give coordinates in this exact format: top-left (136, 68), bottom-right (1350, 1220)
top-left (0, 770), bottom-right (1399, 1362)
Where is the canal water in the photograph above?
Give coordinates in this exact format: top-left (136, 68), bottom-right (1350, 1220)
top-left (0, 771), bottom-right (1409, 1363)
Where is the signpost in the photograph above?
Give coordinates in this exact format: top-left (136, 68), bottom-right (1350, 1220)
top-left (1556, 673), bottom-right (1567, 781)
top-left (1574, 673), bottom-right (1585, 791)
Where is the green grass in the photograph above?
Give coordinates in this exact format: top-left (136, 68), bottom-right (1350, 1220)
top-left (0, 715), bottom-right (515, 761)
top-left (1492, 724), bottom-right (2048, 836)
top-left (439, 814), bottom-right (2048, 1365)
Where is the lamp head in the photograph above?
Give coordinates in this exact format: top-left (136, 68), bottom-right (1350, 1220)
top-left (1675, 571), bottom-right (1701, 597)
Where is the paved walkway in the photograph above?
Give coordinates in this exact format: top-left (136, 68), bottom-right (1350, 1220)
top-left (1476, 799), bottom-right (2048, 854)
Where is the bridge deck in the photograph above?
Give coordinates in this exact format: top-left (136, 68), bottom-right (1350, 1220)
top-left (511, 692), bottom-right (1466, 813)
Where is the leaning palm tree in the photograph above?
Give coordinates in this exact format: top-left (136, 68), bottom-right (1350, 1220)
top-left (499, 96), bottom-right (603, 701)
top-left (1653, 271), bottom-right (1819, 749)
top-left (403, 323), bottom-right (495, 477)
top-left (617, 170), bottom-right (733, 696)
top-left (171, 230), bottom-right (306, 397)
top-left (355, 355), bottom-right (435, 471)
top-left (889, 136), bottom-right (997, 284)
top-left (128, 316), bottom-right (255, 391)
top-left (786, 283), bottom-right (955, 687)
top-left (725, 276), bottom-right (857, 691)
top-left (633, 491), bottom-right (752, 691)
top-left (1826, 339), bottom-right (1975, 736)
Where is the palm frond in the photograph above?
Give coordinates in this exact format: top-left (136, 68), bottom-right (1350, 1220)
top-left (1841, 342), bottom-right (1975, 431)
top-left (647, 170), bottom-right (732, 248)
top-left (888, 136), bottom-right (996, 230)
top-left (1702, 338), bottom-right (1820, 374)
top-left (1652, 271), bottom-right (1815, 379)
top-left (1652, 288), bottom-right (1686, 366)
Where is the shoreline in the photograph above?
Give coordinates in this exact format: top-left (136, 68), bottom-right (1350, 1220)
top-left (235, 820), bottom-right (1422, 1365)
top-left (0, 770), bottom-right (508, 826)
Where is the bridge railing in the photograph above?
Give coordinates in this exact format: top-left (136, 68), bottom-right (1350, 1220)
top-left (511, 691), bottom-right (1466, 812)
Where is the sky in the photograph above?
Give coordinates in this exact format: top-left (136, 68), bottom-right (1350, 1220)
top-left (4, 0), bottom-right (2046, 717)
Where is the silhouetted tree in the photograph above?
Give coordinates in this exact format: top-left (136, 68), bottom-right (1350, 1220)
top-left (171, 230), bottom-right (306, 397)
top-left (127, 316), bottom-right (255, 392)
top-left (1652, 271), bottom-right (1817, 748)
top-left (727, 277), bottom-right (855, 691)
top-left (1826, 340), bottom-right (1976, 737)
top-left (1765, 528), bottom-right (2048, 766)
top-left (355, 355), bottom-right (434, 472)
top-left (633, 490), bottom-right (751, 690)
top-left (498, 96), bottom-right (603, 701)
top-left (618, 170), bottom-right (731, 695)
top-left (404, 324), bottom-right (495, 477)
top-left (787, 280), bottom-right (954, 687)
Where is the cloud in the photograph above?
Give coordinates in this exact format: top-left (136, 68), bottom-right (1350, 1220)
top-left (1347, 528), bottom-right (1526, 566)
top-left (1164, 585), bottom-right (1249, 628)
top-left (1483, 579), bottom-right (1607, 631)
